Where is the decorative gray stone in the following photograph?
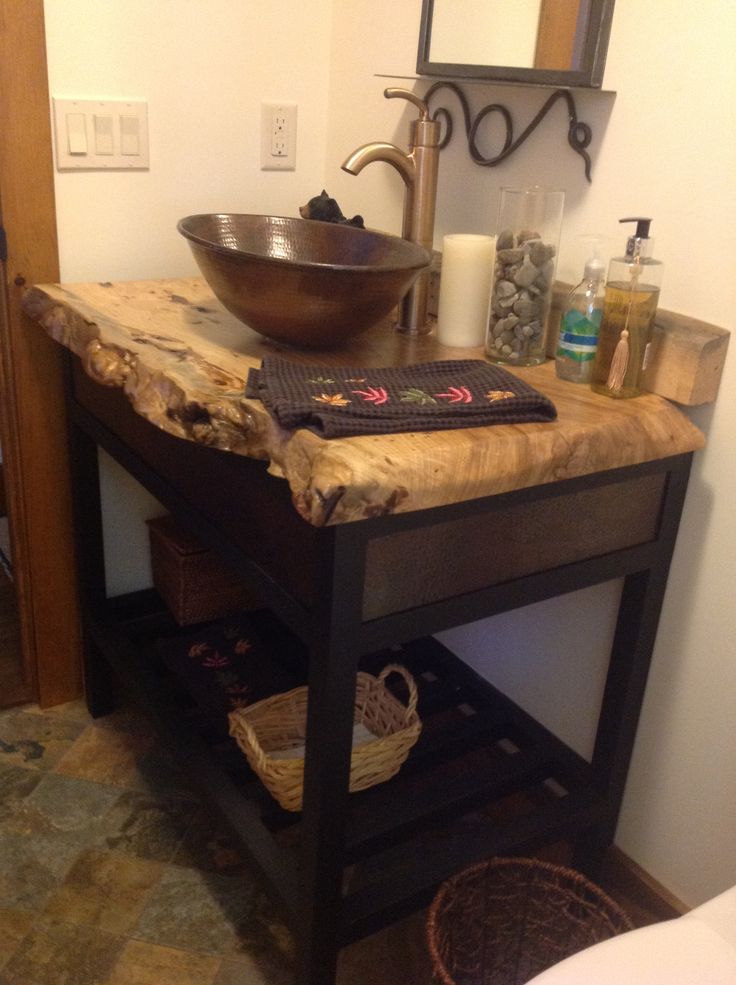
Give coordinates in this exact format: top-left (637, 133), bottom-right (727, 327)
top-left (496, 229), bottom-right (516, 250)
top-left (495, 280), bottom-right (517, 298)
top-left (496, 248), bottom-right (524, 265)
top-left (513, 258), bottom-right (539, 288)
top-left (529, 240), bottom-right (552, 267)
top-left (513, 298), bottom-right (539, 320)
top-left (517, 229), bottom-right (541, 244)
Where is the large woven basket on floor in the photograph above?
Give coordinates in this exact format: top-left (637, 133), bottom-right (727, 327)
top-left (228, 663), bottom-right (421, 811)
top-left (427, 856), bottom-right (634, 985)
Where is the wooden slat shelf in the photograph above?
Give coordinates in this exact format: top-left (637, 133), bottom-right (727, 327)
top-left (340, 787), bottom-right (608, 943)
top-left (92, 589), bottom-right (611, 943)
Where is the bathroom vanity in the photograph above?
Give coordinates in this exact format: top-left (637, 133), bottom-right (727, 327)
top-left (25, 277), bottom-right (703, 985)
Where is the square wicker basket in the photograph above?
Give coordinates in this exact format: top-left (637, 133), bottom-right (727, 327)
top-left (147, 515), bottom-right (260, 625)
top-left (228, 663), bottom-right (421, 811)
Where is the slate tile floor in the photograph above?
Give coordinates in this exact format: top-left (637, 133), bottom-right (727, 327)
top-left (0, 699), bottom-right (429, 985)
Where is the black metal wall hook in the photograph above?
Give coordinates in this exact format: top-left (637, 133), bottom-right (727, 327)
top-left (425, 82), bottom-right (594, 182)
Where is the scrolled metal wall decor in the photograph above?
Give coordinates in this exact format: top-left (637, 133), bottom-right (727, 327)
top-left (424, 82), bottom-right (594, 182)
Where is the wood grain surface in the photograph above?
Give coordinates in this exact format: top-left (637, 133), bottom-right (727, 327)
top-left (23, 278), bottom-right (705, 528)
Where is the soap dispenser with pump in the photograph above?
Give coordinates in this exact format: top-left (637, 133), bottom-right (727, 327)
top-left (591, 217), bottom-right (663, 399)
top-left (555, 238), bottom-right (606, 383)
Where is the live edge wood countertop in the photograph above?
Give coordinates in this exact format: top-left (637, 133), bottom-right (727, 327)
top-left (23, 278), bottom-right (705, 528)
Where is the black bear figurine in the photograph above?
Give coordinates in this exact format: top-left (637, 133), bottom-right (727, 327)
top-left (299, 190), bottom-right (365, 228)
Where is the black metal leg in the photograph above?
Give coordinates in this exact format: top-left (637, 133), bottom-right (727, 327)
top-left (295, 642), bottom-right (359, 985)
top-left (587, 460), bottom-right (692, 852)
top-left (81, 630), bottom-right (117, 718)
top-left (64, 354), bottom-right (116, 717)
top-left (295, 527), bottom-right (366, 985)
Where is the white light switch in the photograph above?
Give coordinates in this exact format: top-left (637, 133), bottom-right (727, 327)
top-left (66, 113), bottom-right (87, 155)
top-left (120, 115), bottom-right (140, 156)
top-left (94, 115), bottom-right (114, 155)
top-left (53, 98), bottom-right (149, 170)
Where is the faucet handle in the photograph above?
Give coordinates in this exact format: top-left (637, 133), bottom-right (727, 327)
top-left (384, 88), bottom-right (430, 121)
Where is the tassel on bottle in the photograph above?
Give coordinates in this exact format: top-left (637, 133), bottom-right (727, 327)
top-left (606, 327), bottom-right (630, 393)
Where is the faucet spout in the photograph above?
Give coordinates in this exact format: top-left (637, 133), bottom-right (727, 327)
top-left (340, 89), bottom-right (441, 335)
top-left (341, 142), bottom-right (416, 187)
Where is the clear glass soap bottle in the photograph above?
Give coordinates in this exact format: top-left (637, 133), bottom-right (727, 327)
top-left (555, 244), bottom-right (606, 383)
top-left (591, 218), bottom-right (663, 399)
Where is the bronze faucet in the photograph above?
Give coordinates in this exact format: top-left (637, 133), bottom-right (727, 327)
top-left (342, 88), bottom-right (440, 335)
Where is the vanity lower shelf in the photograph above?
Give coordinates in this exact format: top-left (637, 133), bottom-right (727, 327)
top-left (88, 589), bottom-right (608, 943)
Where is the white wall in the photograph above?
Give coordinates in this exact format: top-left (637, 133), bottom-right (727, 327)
top-left (44, 0), bottom-right (736, 907)
top-left (327, 0), bottom-right (736, 907)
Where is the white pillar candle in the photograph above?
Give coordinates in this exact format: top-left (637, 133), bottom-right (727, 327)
top-left (436, 234), bottom-right (496, 347)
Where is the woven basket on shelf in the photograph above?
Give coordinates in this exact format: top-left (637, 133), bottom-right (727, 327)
top-left (426, 856), bottom-right (634, 985)
top-left (228, 663), bottom-right (421, 811)
top-left (147, 515), bottom-right (260, 625)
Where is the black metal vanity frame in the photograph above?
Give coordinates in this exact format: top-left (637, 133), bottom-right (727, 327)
top-left (64, 353), bottom-right (692, 985)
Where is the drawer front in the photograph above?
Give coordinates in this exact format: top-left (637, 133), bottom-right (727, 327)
top-left (363, 473), bottom-right (665, 621)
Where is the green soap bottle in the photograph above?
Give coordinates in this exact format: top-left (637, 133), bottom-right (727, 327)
top-left (591, 218), bottom-right (664, 399)
top-left (555, 243), bottom-right (606, 384)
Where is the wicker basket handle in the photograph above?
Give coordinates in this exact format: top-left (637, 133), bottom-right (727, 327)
top-left (228, 712), bottom-right (271, 774)
top-left (377, 663), bottom-right (418, 720)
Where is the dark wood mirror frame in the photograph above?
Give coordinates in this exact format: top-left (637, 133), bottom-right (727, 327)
top-left (417, 0), bottom-right (616, 88)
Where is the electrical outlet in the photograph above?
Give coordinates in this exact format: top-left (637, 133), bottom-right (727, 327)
top-left (260, 102), bottom-right (297, 171)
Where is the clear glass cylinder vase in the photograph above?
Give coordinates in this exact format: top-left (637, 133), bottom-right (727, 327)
top-left (485, 186), bottom-right (565, 367)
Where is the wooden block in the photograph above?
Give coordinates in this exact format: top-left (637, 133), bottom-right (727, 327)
top-left (641, 310), bottom-right (730, 406)
top-left (548, 283), bottom-right (730, 406)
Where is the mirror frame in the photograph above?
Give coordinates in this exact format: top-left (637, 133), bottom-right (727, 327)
top-left (417, 0), bottom-right (616, 89)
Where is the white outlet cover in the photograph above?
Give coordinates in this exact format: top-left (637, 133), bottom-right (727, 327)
top-left (260, 101), bottom-right (297, 171)
top-left (53, 98), bottom-right (149, 171)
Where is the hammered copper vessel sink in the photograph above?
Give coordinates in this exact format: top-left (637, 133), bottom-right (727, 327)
top-left (178, 214), bottom-right (430, 348)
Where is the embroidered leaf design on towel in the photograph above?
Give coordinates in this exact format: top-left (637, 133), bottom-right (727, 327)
top-left (234, 638), bottom-right (252, 655)
top-left (313, 393), bottom-right (351, 407)
top-left (202, 650), bottom-right (230, 668)
top-left (435, 386), bottom-right (472, 404)
top-left (486, 390), bottom-right (516, 402)
top-left (352, 386), bottom-right (389, 405)
top-left (399, 387), bottom-right (437, 406)
top-left (344, 376), bottom-right (367, 383)
top-left (308, 376), bottom-right (336, 385)
top-left (188, 642), bottom-right (210, 659)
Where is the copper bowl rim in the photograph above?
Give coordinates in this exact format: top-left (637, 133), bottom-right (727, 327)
top-left (177, 213), bottom-right (431, 275)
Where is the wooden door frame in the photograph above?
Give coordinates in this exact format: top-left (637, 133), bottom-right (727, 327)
top-left (0, 0), bottom-right (82, 705)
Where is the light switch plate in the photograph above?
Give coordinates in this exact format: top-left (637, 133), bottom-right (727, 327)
top-left (53, 98), bottom-right (149, 171)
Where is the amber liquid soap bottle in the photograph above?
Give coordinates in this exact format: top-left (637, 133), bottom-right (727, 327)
top-left (591, 218), bottom-right (663, 399)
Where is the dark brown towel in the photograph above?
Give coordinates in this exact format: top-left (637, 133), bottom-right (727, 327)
top-left (246, 357), bottom-right (557, 438)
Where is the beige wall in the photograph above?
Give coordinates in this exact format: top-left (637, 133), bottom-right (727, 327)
top-left (44, 0), bottom-right (736, 907)
top-left (44, 0), bottom-right (333, 283)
